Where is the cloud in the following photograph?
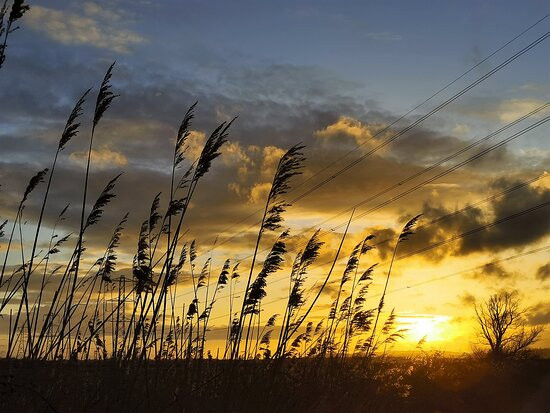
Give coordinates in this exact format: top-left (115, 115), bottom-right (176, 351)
top-left (221, 141), bottom-right (254, 177)
top-left (217, 63), bottom-right (361, 104)
top-left (314, 116), bottom-right (468, 167)
top-left (365, 32), bottom-right (402, 41)
top-left (388, 128), bottom-right (465, 165)
top-left (83, 2), bottom-right (121, 22)
top-left (497, 99), bottom-right (548, 123)
top-left (260, 146), bottom-right (286, 179)
top-left (397, 177), bottom-right (550, 261)
top-left (456, 97), bottom-right (549, 123)
top-left (452, 123), bottom-right (470, 136)
top-left (185, 130), bottom-right (207, 161)
top-left (528, 302), bottom-right (550, 325)
top-left (470, 262), bottom-right (514, 280)
top-left (315, 116), bottom-right (381, 147)
top-left (248, 182), bottom-right (272, 205)
top-left (69, 145), bottom-right (128, 169)
top-left (459, 292), bottom-right (476, 306)
top-left (469, 178), bottom-right (550, 252)
top-left (24, 5), bottom-right (145, 53)
top-left (369, 228), bottom-right (396, 261)
top-left (536, 263), bottom-right (550, 281)
top-left (0, 50), bottom-right (548, 276)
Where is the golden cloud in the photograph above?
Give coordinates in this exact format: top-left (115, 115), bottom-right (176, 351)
top-left (314, 116), bottom-right (387, 149)
top-left (498, 98), bottom-right (549, 122)
top-left (185, 130), bottom-right (207, 161)
top-left (222, 141), bottom-right (254, 178)
top-left (261, 145), bottom-right (285, 179)
top-left (248, 182), bottom-right (272, 205)
top-left (69, 145), bottom-right (128, 169)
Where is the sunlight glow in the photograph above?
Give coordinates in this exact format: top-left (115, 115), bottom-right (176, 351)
top-left (398, 314), bottom-right (451, 343)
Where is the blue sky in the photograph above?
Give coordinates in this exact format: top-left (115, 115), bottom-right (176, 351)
top-left (5, 1), bottom-right (548, 141)
top-left (144, 0), bottom-right (548, 106)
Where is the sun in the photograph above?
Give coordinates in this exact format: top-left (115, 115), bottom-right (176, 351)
top-left (398, 314), bottom-right (451, 343)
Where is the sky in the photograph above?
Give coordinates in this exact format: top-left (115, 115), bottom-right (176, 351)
top-left (0, 0), bottom-right (549, 354)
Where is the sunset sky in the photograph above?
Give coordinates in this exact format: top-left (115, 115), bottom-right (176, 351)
top-left (0, 0), bottom-right (549, 353)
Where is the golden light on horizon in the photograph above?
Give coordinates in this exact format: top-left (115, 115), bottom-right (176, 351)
top-left (398, 314), bottom-right (452, 344)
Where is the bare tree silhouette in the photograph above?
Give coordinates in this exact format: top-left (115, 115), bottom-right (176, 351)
top-left (475, 291), bottom-right (543, 358)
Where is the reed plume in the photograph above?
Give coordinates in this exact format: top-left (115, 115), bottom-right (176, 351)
top-left (275, 210), bottom-right (354, 358)
top-left (324, 240), bottom-right (361, 355)
top-left (243, 231), bottom-right (288, 357)
top-left (0, 0), bottom-right (30, 68)
top-left (277, 230), bottom-right (323, 355)
top-left (367, 214), bottom-right (421, 356)
top-left (199, 258), bottom-right (230, 355)
top-left (63, 63), bottom-right (118, 359)
top-left (233, 144), bottom-right (305, 358)
top-left (341, 236), bottom-right (376, 356)
top-left (4, 168), bottom-right (48, 357)
top-left (99, 212), bottom-right (128, 283)
top-left (84, 174), bottom-right (123, 229)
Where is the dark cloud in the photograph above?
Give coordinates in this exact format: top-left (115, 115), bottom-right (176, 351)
top-left (369, 228), bottom-right (396, 261)
top-left (388, 128), bottom-right (466, 165)
top-left (475, 183), bottom-right (548, 250)
top-left (536, 263), bottom-right (550, 281)
top-left (321, 280), bottom-right (341, 300)
top-left (392, 177), bottom-right (550, 262)
top-left (459, 292), bottom-right (476, 306)
top-left (528, 302), bottom-right (550, 326)
top-left (470, 262), bottom-right (515, 280)
top-left (217, 63), bottom-right (362, 104)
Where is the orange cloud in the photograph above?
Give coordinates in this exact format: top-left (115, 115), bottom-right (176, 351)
top-left (70, 145), bottom-right (128, 169)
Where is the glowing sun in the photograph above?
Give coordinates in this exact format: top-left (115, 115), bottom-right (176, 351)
top-left (398, 314), bottom-right (451, 343)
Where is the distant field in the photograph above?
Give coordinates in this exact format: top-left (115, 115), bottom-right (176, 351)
top-left (1, 356), bottom-right (549, 412)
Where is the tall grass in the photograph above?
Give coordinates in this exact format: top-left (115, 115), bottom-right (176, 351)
top-left (0, 67), bottom-right (420, 363)
top-left (60, 63), bottom-right (118, 359)
top-left (366, 214), bottom-right (421, 356)
top-left (231, 144), bottom-right (305, 359)
top-left (0, 0), bottom-right (29, 69)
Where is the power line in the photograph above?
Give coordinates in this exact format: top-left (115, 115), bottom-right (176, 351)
top-left (193, 14), bottom-right (549, 251)
top-left (300, 102), bottom-right (550, 233)
top-left (175, 186), bottom-right (550, 308)
top-left (289, 31), bottom-right (550, 204)
top-left (197, 28), bottom-right (550, 255)
top-left (330, 115), bottom-right (550, 231)
top-left (286, 14), bottom-right (550, 199)
top-left (193, 108), bottom-right (550, 273)
top-left (391, 245), bottom-right (550, 293)
top-left (168, 24), bottom-right (550, 321)
top-left (366, 172), bottom-right (548, 247)
top-left (200, 244), bottom-right (550, 331)
top-left (397, 199), bottom-right (550, 261)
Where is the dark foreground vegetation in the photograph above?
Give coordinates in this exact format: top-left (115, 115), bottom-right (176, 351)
top-left (1, 355), bottom-right (549, 413)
